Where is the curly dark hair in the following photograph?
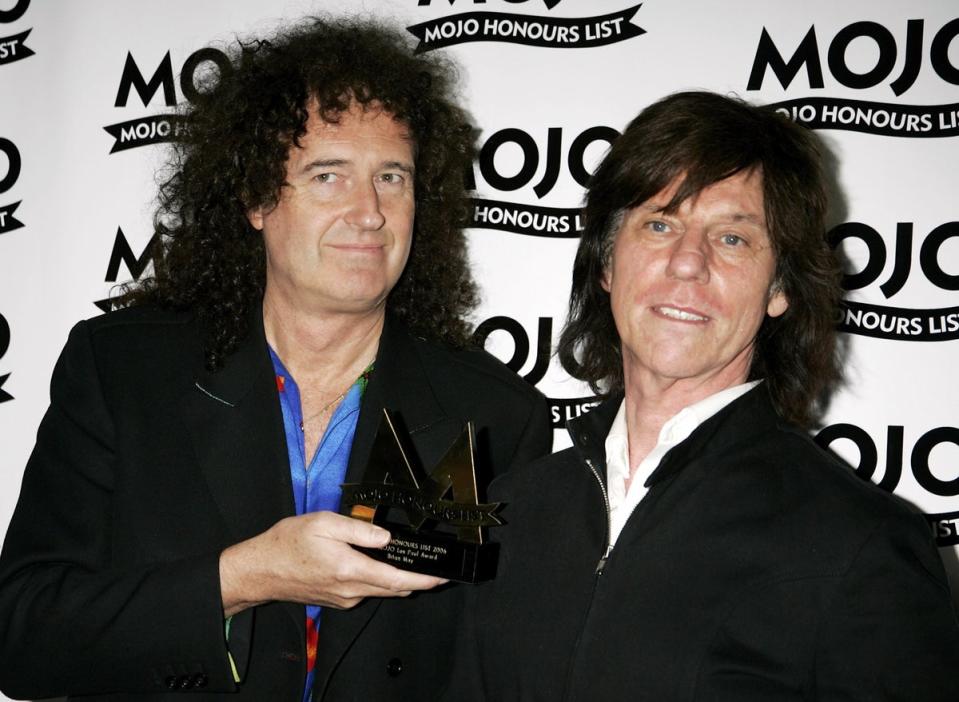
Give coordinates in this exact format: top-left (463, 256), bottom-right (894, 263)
top-left (557, 91), bottom-right (842, 428)
top-left (123, 16), bottom-right (478, 369)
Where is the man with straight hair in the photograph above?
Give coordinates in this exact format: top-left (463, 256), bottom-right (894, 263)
top-left (448, 91), bottom-right (959, 701)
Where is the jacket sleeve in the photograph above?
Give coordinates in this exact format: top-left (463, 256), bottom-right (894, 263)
top-left (813, 510), bottom-right (959, 700)
top-left (439, 471), bottom-right (523, 702)
top-left (0, 321), bottom-right (237, 698)
top-left (510, 392), bottom-right (552, 472)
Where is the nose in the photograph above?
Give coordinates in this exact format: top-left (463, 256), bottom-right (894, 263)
top-left (665, 229), bottom-right (709, 283)
top-left (344, 180), bottom-right (386, 230)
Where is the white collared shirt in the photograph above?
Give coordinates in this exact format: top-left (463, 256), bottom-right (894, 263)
top-left (603, 381), bottom-right (761, 547)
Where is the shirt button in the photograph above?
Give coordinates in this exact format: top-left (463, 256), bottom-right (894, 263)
top-left (386, 657), bottom-right (403, 677)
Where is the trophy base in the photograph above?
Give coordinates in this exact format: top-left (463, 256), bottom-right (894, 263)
top-left (355, 525), bottom-right (498, 584)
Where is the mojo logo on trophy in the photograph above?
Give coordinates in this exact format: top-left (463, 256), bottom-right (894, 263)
top-left (103, 47), bottom-right (231, 153)
top-left (748, 18), bottom-right (959, 137)
top-left (408, 1), bottom-right (645, 52)
top-left (342, 409), bottom-right (503, 582)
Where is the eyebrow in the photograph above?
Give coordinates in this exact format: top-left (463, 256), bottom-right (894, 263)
top-left (723, 212), bottom-right (765, 227)
top-left (638, 203), bottom-right (666, 213)
top-left (639, 205), bottom-right (764, 227)
top-left (382, 160), bottom-right (415, 174)
top-left (300, 159), bottom-right (414, 175)
top-left (302, 159), bottom-right (348, 173)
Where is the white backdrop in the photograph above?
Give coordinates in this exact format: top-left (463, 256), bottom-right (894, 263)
top-left (1, 1), bottom-right (957, 698)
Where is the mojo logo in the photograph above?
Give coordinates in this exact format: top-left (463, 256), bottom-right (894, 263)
top-left (0, 311), bottom-right (11, 403)
top-left (93, 227), bottom-right (157, 312)
top-left (103, 48), bottom-right (231, 153)
top-left (407, 1), bottom-right (644, 52)
top-left (0, 0), bottom-right (34, 66)
top-left (468, 126), bottom-right (618, 238)
top-left (0, 137), bottom-right (24, 235)
top-left (748, 19), bottom-right (959, 137)
top-left (473, 315), bottom-right (599, 428)
top-left (816, 423), bottom-right (959, 545)
top-left (830, 221), bottom-right (959, 341)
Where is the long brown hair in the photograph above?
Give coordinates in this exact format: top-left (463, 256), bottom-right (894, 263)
top-left (558, 91), bottom-right (842, 427)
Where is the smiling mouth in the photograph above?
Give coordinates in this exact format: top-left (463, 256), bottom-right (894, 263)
top-left (653, 305), bottom-right (709, 322)
top-left (331, 244), bottom-right (384, 253)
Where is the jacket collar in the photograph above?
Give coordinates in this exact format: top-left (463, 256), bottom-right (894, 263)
top-left (344, 314), bottom-right (452, 484)
top-left (567, 392), bottom-right (622, 480)
top-left (644, 384), bottom-right (779, 487)
top-left (191, 309), bottom-right (269, 408)
top-left (184, 307), bottom-right (459, 534)
top-left (567, 384), bottom-right (781, 488)
top-left (184, 306), bottom-right (294, 542)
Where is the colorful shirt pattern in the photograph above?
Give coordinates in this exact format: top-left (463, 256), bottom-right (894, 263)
top-left (269, 348), bottom-right (372, 702)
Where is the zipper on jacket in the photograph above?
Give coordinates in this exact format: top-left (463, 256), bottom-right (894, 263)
top-left (558, 455), bottom-right (614, 702)
top-left (583, 457), bottom-right (612, 574)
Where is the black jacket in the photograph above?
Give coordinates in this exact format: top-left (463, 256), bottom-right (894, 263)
top-left (0, 305), bottom-right (551, 701)
top-left (450, 386), bottom-right (959, 701)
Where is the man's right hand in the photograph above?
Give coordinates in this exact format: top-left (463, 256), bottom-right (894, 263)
top-left (218, 511), bottom-right (447, 616)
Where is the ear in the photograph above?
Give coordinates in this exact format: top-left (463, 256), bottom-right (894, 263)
top-left (766, 284), bottom-right (788, 318)
top-left (247, 206), bottom-right (264, 231)
top-left (600, 265), bottom-right (612, 293)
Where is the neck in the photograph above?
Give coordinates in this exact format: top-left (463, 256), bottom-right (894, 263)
top-left (621, 358), bottom-right (749, 474)
top-left (262, 291), bottom-right (384, 387)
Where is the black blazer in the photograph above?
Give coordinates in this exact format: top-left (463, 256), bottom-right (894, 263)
top-left (449, 387), bottom-right (959, 701)
top-left (0, 305), bottom-right (551, 701)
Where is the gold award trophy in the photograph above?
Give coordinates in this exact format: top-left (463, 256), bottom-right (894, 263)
top-left (341, 409), bottom-right (501, 583)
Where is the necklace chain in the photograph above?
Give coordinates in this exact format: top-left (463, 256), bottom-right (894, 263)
top-left (297, 361), bottom-right (375, 432)
top-left (299, 390), bottom-right (347, 431)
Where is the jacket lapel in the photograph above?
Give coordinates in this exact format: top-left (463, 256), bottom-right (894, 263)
top-left (180, 310), bottom-right (295, 541)
top-left (644, 384), bottom-right (779, 489)
top-left (319, 317), bottom-right (462, 688)
top-left (345, 316), bottom-right (461, 485)
top-left (567, 393), bottom-right (622, 486)
top-left (179, 310), bottom-right (304, 648)
top-left (568, 386), bottom-right (779, 493)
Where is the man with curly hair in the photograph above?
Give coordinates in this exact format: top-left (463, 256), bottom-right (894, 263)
top-left (447, 92), bottom-right (959, 700)
top-left (0, 18), bottom-right (550, 702)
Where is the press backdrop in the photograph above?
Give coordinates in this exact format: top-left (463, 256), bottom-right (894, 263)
top-left (1, 2), bottom-right (957, 698)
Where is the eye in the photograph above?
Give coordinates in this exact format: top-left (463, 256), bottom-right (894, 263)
top-left (377, 172), bottom-right (406, 185)
top-left (719, 233), bottom-right (746, 246)
top-left (314, 172), bottom-right (339, 184)
top-left (645, 220), bottom-right (670, 234)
